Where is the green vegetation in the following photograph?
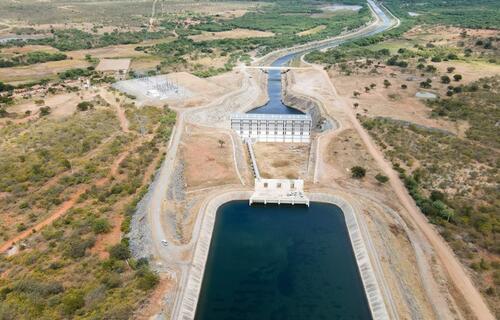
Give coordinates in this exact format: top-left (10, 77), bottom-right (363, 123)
top-left (2, 29), bottom-right (172, 52)
top-left (427, 77), bottom-right (499, 149)
top-left (305, 45), bottom-right (391, 65)
top-left (148, 1), bottom-right (371, 72)
top-left (375, 173), bottom-right (389, 184)
top-left (77, 101), bottom-right (94, 112)
top-left (383, 0), bottom-right (500, 29)
top-left (351, 166), bottom-right (366, 178)
top-left (0, 51), bottom-right (67, 68)
top-left (0, 108), bottom-right (120, 242)
top-left (361, 77), bottom-right (499, 310)
top-left (0, 207), bottom-right (159, 319)
top-left (190, 1), bottom-right (370, 37)
top-left (0, 101), bottom-right (176, 318)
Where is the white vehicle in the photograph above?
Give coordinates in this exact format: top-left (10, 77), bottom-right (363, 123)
top-left (161, 240), bottom-right (168, 246)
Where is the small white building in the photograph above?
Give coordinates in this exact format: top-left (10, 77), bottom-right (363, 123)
top-left (250, 178), bottom-right (309, 206)
top-left (231, 113), bottom-right (312, 143)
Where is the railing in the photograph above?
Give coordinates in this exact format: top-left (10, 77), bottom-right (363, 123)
top-left (246, 139), bottom-right (261, 180)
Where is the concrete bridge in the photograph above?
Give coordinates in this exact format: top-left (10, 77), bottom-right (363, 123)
top-left (239, 66), bottom-right (312, 71)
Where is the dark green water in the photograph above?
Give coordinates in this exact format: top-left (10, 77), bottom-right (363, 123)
top-left (195, 201), bottom-right (372, 320)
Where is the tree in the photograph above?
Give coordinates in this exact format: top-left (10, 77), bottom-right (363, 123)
top-left (77, 101), bottom-right (93, 111)
top-left (447, 66), bottom-right (456, 73)
top-left (351, 166), bottom-right (366, 179)
top-left (383, 79), bottom-right (391, 88)
top-left (109, 243), bottom-right (130, 260)
top-left (218, 139), bottom-right (225, 148)
top-left (453, 74), bottom-right (462, 81)
top-left (39, 106), bottom-right (51, 116)
top-left (441, 75), bottom-right (451, 84)
top-left (425, 65), bottom-right (437, 73)
top-left (375, 173), bottom-right (389, 184)
top-left (420, 78), bottom-right (432, 89)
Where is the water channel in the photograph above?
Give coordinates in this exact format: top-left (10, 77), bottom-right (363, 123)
top-left (248, 0), bottom-right (392, 115)
top-left (194, 2), bottom-right (394, 319)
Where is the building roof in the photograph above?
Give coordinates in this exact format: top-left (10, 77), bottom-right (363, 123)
top-left (230, 113), bottom-right (311, 120)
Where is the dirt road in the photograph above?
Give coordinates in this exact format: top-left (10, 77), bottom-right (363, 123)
top-left (316, 65), bottom-right (494, 320)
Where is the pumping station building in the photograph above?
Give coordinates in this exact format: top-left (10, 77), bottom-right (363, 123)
top-left (230, 113), bottom-right (312, 143)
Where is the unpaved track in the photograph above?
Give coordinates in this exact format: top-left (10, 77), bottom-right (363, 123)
top-left (99, 88), bottom-right (130, 133)
top-left (0, 187), bottom-right (86, 253)
top-left (0, 132), bottom-right (149, 254)
top-left (315, 64), bottom-right (494, 320)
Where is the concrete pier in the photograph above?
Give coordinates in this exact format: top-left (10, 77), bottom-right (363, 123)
top-left (250, 178), bottom-right (310, 206)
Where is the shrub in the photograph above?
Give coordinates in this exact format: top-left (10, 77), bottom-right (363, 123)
top-left (420, 81), bottom-right (431, 89)
top-left (62, 290), bottom-right (85, 315)
top-left (453, 74), bottom-right (462, 81)
top-left (425, 65), bottom-right (437, 73)
top-left (64, 237), bottom-right (95, 259)
top-left (351, 166), bottom-right (366, 179)
top-left (383, 79), bottom-right (391, 88)
top-left (39, 106), bottom-right (51, 116)
top-left (101, 273), bottom-right (122, 289)
top-left (447, 67), bottom-right (456, 73)
top-left (109, 243), bottom-right (130, 260)
top-left (441, 75), bottom-right (451, 84)
top-left (92, 218), bottom-right (111, 234)
top-left (135, 268), bottom-right (159, 291)
top-left (77, 101), bottom-right (94, 111)
top-left (375, 173), bottom-right (389, 184)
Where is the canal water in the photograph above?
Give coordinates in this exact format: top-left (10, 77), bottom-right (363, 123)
top-left (247, 0), bottom-right (392, 116)
top-left (247, 53), bottom-right (304, 115)
top-left (195, 201), bottom-right (372, 320)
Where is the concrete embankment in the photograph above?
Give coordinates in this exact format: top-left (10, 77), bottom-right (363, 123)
top-left (282, 72), bottom-right (323, 129)
top-left (172, 191), bottom-right (391, 320)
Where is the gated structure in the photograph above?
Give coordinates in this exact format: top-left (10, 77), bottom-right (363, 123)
top-left (230, 113), bottom-right (312, 143)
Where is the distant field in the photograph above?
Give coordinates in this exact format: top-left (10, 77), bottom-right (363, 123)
top-left (0, 0), bottom-right (264, 26)
top-left (188, 28), bottom-right (274, 42)
top-left (383, 0), bottom-right (500, 29)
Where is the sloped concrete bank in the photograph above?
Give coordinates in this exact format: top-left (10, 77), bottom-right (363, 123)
top-left (172, 191), bottom-right (390, 320)
top-left (282, 72), bottom-right (323, 129)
